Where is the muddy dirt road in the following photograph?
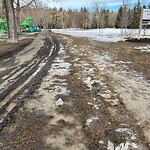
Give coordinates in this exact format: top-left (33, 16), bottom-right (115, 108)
top-left (0, 31), bottom-right (149, 150)
top-left (0, 31), bottom-right (59, 130)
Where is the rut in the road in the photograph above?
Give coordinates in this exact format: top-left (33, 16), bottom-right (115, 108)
top-left (0, 32), bottom-right (59, 130)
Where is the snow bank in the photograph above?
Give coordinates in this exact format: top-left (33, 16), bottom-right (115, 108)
top-left (52, 28), bottom-right (150, 42)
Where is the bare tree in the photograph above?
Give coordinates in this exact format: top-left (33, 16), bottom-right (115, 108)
top-left (38, 8), bottom-right (50, 29)
top-left (93, 0), bottom-right (107, 35)
top-left (93, 1), bottom-right (99, 29)
top-left (120, 0), bottom-right (132, 36)
top-left (99, 0), bottom-right (105, 35)
top-left (3, 0), bottom-right (18, 43)
top-left (53, 0), bottom-right (65, 28)
top-left (13, 0), bottom-right (37, 32)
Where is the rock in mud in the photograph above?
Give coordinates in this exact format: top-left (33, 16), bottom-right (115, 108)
top-left (55, 98), bottom-right (64, 107)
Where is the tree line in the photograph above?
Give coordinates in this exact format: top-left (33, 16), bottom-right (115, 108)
top-left (0, 0), bottom-right (150, 43)
top-left (22, 0), bottom-right (149, 30)
top-left (20, 5), bottom-right (115, 29)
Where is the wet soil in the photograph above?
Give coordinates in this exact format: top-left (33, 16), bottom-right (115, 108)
top-left (0, 32), bottom-right (149, 149)
top-left (127, 38), bottom-right (150, 43)
top-left (0, 39), bottom-right (34, 60)
top-left (63, 35), bottom-right (150, 149)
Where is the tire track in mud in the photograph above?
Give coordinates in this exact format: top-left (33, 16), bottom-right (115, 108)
top-left (0, 39), bottom-right (50, 100)
top-left (0, 37), bottom-right (49, 83)
top-left (0, 33), bottom-right (60, 130)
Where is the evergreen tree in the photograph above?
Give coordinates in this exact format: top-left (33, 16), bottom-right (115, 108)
top-left (53, 7), bottom-right (57, 11)
top-left (115, 6), bottom-right (123, 28)
top-left (80, 7), bottom-right (83, 12)
top-left (130, 0), bottom-right (141, 28)
top-left (83, 7), bottom-right (88, 13)
top-left (59, 7), bottom-right (63, 11)
top-left (68, 8), bottom-right (72, 12)
top-left (100, 9), bottom-right (109, 28)
top-left (143, 5), bottom-right (146, 9)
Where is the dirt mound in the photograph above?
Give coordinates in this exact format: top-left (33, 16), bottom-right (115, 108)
top-left (0, 39), bottom-right (33, 59)
top-left (127, 38), bottom-right (150, 43)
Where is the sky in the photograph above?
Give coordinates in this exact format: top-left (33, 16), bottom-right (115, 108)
top-left (43, 0), bottom-right (150, 11)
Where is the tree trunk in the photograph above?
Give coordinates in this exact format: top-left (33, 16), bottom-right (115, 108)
top-left (16, 0), bottom-right (21, 33)
top-left (3, 0), bottom-right (18, 43)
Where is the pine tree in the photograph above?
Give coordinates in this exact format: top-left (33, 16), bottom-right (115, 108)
top-left (130, 0), bottom-right (141, 28)
top-left (115, 6), bottom-right (123, 28)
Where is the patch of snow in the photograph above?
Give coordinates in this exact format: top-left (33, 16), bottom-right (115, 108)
top-left (83, 77), bottom-right (94, 90)
top-left (0, 67), bottom-right (6, 72)
top-left (52, 28), bottom-right (150, 42)
top-left (116, 128), bottom-right (133, 135)
top-left (107, 141), bottom-right (139, 150)
top-left (107, 140), bottom-right (115, 150)
top-left (85, 117), bottom-right (99, 126)
top-left (105, 99), bottom-right (119, 106)
top-left (130, 135), bottom-right (137, 141)
top-left (115, 61), bottom-right (132, 64)
top-left (115, 142), bottom-right (130, 150)
top-left (131, 143), bottom-right (139, 149)
top-left (99, 140), bottom-right (104, 144)
top-left (134, 45), bottom-right (150, 52)
top-left (98, 93), bottom-right (111, 99)
top-left (87, 102), bottom-right (99, 110)
top-left (55, 98), bottom-right (64, 107)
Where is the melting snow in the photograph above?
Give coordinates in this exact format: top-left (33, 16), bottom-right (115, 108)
top-left (107, 140), bottom-right (139, 150)
top-left (55, 98), bottom-right (64, 107)
top-left (85, 117), bottom-right (99, 126)
top-left (52, 28), bottom-right (150, 42)
top-left (116, 128), bottom-right (133, 135)
top-left (135, 45), bottom-right (150, 52)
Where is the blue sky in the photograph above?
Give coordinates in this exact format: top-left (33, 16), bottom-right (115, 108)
top-left (43, 0), bottom-right (149, 11)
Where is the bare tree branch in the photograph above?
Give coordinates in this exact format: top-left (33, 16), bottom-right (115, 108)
top-left (20, 0), bottom-right (35, 9)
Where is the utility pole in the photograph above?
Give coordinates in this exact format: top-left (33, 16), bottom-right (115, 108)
top-left (138, 8), bottom-right (143, 39)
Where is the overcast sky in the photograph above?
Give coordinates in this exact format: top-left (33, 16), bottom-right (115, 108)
top-left (42, 0), bottom-right (149, 11)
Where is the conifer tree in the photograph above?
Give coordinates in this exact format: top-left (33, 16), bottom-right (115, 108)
top-left (115, 6), bottom-right (123, 28)
top-left (130, 0), bottom-right (141, 28)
